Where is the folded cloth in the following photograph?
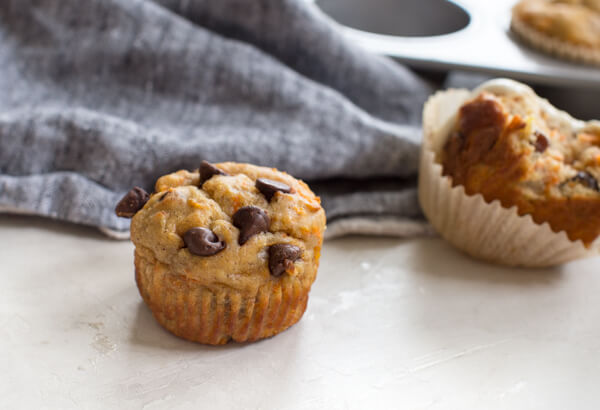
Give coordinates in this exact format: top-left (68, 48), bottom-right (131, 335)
top-left (0, 0), bottom-right (434, 239)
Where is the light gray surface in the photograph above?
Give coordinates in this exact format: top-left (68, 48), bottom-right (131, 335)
top-left (0, 0), bottom-right (433, 237)
top-left (4, 215), bottom-right (600, 409)
top-left (317, 0), bottom-right (600, 89)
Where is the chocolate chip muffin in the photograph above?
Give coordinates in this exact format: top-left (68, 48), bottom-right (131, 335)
top-left (116, 161), bottom-right (326, 345)
top-left (441, 81), bottom-right (600, 245)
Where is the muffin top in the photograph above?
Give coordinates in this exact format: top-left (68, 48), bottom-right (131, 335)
top-left (125, 162), bottom-right (326, 293)
top-left (440, 79), bottom-right (600, 244)
top-left (513, 0), bottom-right (600, 48)
top-left (442, 80), bottom-right (600, 201)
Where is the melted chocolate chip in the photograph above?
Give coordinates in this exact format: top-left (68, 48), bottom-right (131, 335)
top-left (232, 206), bottom-right (270, 245)
top-left (256, 178), bottom-right (292, 202)
top-left (268, 244), bottom-right (302, 277)
top-left (569, 171), bottom-right (600, 192)
top-left (199, 160), bottom-right (228, 186)
top-left (534, 131), bottom-right (549, 153)
top-left (183, 227), bottom-right (226, 256)
top-left (115, 187), bottom-right (149, 218)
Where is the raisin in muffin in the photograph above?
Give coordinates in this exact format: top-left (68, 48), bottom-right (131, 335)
top-left (115, 161), bottom-right (326, 344)
top-left (441, 82), bottom-right (600, 245)
top-left (511, 0), bottom-right (600, 66)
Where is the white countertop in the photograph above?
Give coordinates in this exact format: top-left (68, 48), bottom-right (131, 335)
top-left (3, 214), bottom-right (600, 409)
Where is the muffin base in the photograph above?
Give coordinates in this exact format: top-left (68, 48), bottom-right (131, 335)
top-left (419, 87), bottom-right (596, 267)
top-left (510, 17), bottom-right (600, 67)
top-left (134, 251), bottom-right (310, 345)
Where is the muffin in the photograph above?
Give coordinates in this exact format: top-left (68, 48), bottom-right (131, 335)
top-left (115, 161), bottom-right (326, 344)
top-left (511, 0), bottom-right (600, 66)
top-left (419, 78), bottom-right (600, 267)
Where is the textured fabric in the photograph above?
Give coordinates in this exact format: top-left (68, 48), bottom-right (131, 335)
top-left (0, 0), bottom-right (433, 238)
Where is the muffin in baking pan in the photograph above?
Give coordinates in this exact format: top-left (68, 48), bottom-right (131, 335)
top-left (419, 78), bottom-right (600, 267)
top-left (511, 0), bottom-right (600, 66)
top-left (116, 161), bottom-right (326, 344)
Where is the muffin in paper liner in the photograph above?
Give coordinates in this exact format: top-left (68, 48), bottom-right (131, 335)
top-left (117, 162), bottom-right (326, 345)
top-left (134, 250), bottom-right (310, 345)
top-left (418, 81), bottom-right (600, 267)
top-left (510, 4), bottom-right (600, 67)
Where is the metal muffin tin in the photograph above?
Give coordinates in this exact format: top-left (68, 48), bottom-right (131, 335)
top-left (316, 0), bottom-right (600, 90)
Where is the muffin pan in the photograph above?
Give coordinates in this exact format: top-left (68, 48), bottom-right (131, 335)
top-left (315, 0), bottom-right (600, 89)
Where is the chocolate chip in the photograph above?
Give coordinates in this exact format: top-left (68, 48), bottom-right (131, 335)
top-left (199, 160), bottom-right (227, 186)
top-left (183, 227), bottom-right (226, 256)
top-left (256, 178), bottom-right (292, 202)
top-left (232, 206), bottom-right (270, 245)
top-left (569, 171), bottom-right (600, 191)
top-left (268, 244), bottom-right (302, 277)
top-left (115, 187), bottom-right (149, 218)
top-left (534, 131), bottom-right (549, 153)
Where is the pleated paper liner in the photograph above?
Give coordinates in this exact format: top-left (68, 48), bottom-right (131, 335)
top-left (511, 17), bottom-right (600, 67)
top-left (135, 251), bottom-right (310, 345)
top-left (418, 86), bottom-right (599, 267)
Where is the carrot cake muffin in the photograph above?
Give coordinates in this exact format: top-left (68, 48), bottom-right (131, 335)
top-left (419, 78), bottom-right (600, 267)
top-left (441, 81), bottom-right (600, 245)
top-left (511, 0), bottom-right (600, 65)
top-left (116, 161), bottom-right (326, 345)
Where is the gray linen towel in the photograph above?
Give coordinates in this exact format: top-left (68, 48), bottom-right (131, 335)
top-left (0, 0), bottom-right (434, 239)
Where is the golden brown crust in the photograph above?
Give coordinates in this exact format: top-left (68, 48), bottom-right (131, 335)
top-left (135, 251), bottom-right (310, 344)
top-left (513, 0), bottom-right (600, 47)
top-left (131, 163), bottom-right (325, 293)
top-left (130, 162), bottom-right (325, 344)
top-left (512, 0), bottom-right (600, 65)
top-left (442, 93), bottom-right (600, 245)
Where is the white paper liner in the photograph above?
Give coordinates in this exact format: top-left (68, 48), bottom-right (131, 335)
top-left (510, 16), bottom-right (600, 67)
top-left (418, 87), bottom-right (599, 267)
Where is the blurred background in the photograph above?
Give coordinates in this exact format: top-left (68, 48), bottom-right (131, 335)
top-left (316, 0), bottom-right (600, 120)
top-left (1, 0), bottom-right (598, 236)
